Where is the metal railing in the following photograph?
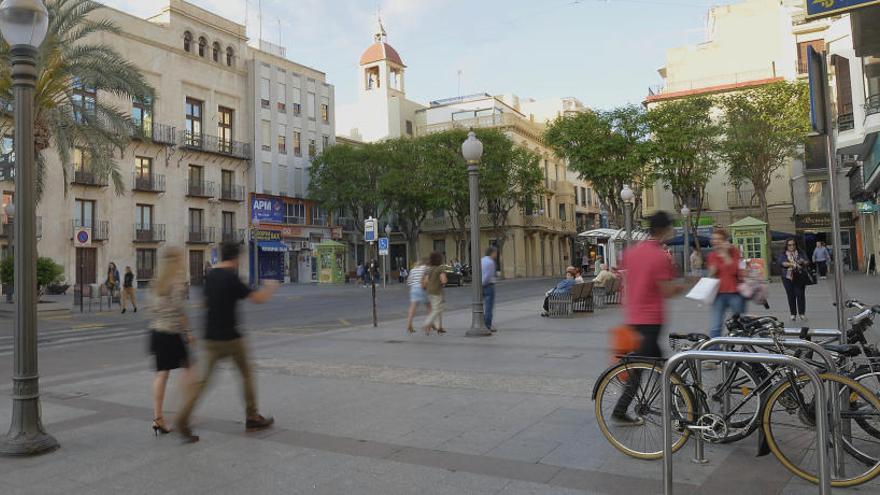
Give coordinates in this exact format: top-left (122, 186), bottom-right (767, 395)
top-left (850, 166), bottom-right (867, 201)
top-left (137, 268), bottom-right (155, 280)
top-left (71, 220), bottom-right (109, 240)
top-left (186, 180), bottom-right (215, 198)
top-left (221, 228), bottom-right (245, 243)
top-left (186, 226), bottom-right (215, 244)
top-left (866, 94), bottom-right (880, 117)
top-left (220, 184), bottom-right (244, 201)
top-left (132, 173), bottom-right (165, 193)
top-left (648, 68), bottom-right (777, 97)
top-left (71, 170), bottom-right (108, 187)
top-left (178, 131), bottom-right (251, 160)
top-left (133, 223), bottom-right (165, 242)
top-left (130, 123), bottom-right (176, 145)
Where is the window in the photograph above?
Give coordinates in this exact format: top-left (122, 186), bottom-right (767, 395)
top-left (73, 147), bottom-right (88, 172)
top-left (262, 162), bottom-right (272, 194)
top-left (292, 102), bottom-right (301, 115)
top-left (218, 106), bottom-right (234, 152)
top-left (72, 78), bottom-right (96, 124)
top-left (198, 36), bottom-right (207, 57)
top-left (291, 87), bottom-right (301, 116)
top-left (132, 95), bottom-right (153, 137)
top-left (285, 203), bottom-right (305, 224)
top-left (74, 199), bottom-right (95, 228)
top-left (261, 120), bottom-right (271, 151)
top-left (183, 31), bottom-right (192, 52)
top-left (308, 138), bottom-right (316, 158)
top-left (645, 186), bottom-right (654, 208)
top-left (547, 198), bottom-right (552, 218)
top-left (293, 130), bottom-right (302, 156)
top-left (307, 92), bottom-right (316, 120)
top-left (587, 188), bottom-right (593, 206)
top-left (260, 78), bottom-right (270, 109)
top-left (222, 211), bottom-right (235, 235)
top-left (221, 169), bottom-right (235, 194)
top-left (278, 124), bottom-right (287, 154)
top-left (136, 204), bottom-right (153, 229)
top-left (226, 47), bottom-right (234, 66)
top-left (311, 205), bottom-right (327, 225)
top-left (279, 164), bottom-right (288, 196)
top-left (322, 135), bottom-right (329, 149)
top-left (365, 66), bottom-right (380, 90)
top-left (188, 164), bottom-right (204, 187)
top-left (406, 120), bottom-right (413, 136)
top-left (135, 156), bottom-right (152, 179)
top-left (278, 102), bottom-right (286, 113)
top-left (188, 208), bottom-right (203, 231)
top-left (832, 55), bottom-right (854, 125)
top-left (293, 167), bottom-right (304, 196)
top-left (277, 82), bottom-right (286, 102)
top-left (136, 249), bottom-right (156, 279)
top-left (432, 239), bottom-right (446, 260)
top-left (797, 40), bottom-right (825, 74)
top-left (320, 102), bottom-right (329, 123)
top-left (185, 98), bottom-right (202, 145)
top-left (808, 181), bottom-right (830, 212)
top-left (558, 204), bottom-right (567, 221)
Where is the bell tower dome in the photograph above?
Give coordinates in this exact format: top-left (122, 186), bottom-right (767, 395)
top-left (358, 16), bottom-right (406, 97)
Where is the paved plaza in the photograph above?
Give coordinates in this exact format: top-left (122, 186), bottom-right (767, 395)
top-left (0, 275), bottom-right (877, 494)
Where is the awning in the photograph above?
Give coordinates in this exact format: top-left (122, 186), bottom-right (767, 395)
top-left (257, 240), bottom-right (288, 252)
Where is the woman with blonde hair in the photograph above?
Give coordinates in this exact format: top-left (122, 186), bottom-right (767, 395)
top-left (148, 247), bottom-right (193, 435)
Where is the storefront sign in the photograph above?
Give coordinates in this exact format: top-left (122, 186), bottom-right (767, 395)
top-left (251, 229), bottom-right (282, 242)
top-left (794, 212), bottom-right (855, 230)
top-left (282, 226), bottom-right (303, 238)
top-left (806, 0), bottom-right (880, 19)
top-left (251, 197), bottom-right (284, 223)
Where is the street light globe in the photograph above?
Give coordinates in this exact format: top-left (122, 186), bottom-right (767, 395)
top-left (461, 130), bottom-right (483, 163)
top-left (680, 205), bottom-right (690, 217)
top-left (0, 0), bottom-right (49, 48)
top-left (620, 184), bottom-right (635, 203)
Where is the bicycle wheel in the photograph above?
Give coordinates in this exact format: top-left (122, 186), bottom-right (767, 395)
top-left (763, 373), bottom-right (880, 487)
top-left (595, 360), bottom-right (694, 459)
top-left (848, 366), bottom-right (880, 440)
top-left (676, 360), bottom-right (764, 443)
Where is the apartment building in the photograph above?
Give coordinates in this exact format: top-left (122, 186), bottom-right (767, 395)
top-left (248, 41), bottom-right (337, 284)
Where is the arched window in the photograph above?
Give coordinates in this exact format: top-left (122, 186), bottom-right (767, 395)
top-left (183, 31), bottom-right (192, 52)
top-left (198, 36), bottom-right (207, 57)
top-left (226, 47), bottom-right (234, 67)
top-left (212, 42), bottom-right (220, 62)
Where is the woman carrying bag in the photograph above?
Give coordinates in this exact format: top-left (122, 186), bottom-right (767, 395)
top-left (778, 238), bottom-right (812, 321)
top-left (705, 229), bottom-right (746, 340)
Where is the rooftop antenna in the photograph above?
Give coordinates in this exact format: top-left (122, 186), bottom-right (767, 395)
top-left (457, 69), bottom-right (462, 98)
top-left (258, 0), bottom-right (263, 42)
top-left (277, 17), bottom-right (282, 46)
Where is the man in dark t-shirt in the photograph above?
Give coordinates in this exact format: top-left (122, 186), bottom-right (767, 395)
top-left (176, 242), bottom-right (279, 443)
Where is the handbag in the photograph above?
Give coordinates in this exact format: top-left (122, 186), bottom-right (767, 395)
top-left (609, 324), bottom-right (642, 362)
top-left (686, 277), bottom-right (720, 305)
top-left (793, 267), bottom-right (817, 286)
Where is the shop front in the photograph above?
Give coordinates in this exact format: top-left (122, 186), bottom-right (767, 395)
top-left (794, 212), bottom-right (858, 271)
top-left (250, 229), bottom-right (286, 283)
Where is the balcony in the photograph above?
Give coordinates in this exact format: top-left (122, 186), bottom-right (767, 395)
top-left (221, 228), bottom-right (245, 244)
top-left (187, 226), bottom-right (215, 244)
top-left (850, 166), bottom-right (871, 202)
top-left (418, 111), bottom-right (544, 141)
top-left (186, 180), bottom-right (215, 198)
top-left (838, 113), bottom-right (855, 131)
top-left (727, 189), bottom-right (761, 209)
top-left (178, 131), bottom-right (251, 160)
top-left (71, 170), bottom-right (108, 187)
top-left (0, 217), bottom-right (42, 239)
top-left (133, 223), bottom-right (165, 243)
top-left (130, 123), bottom-right (176, 146)
top-left (71, 220), bottom-right (109, 241)
top-left (132, 173), bottom-right (166, 193)
top-left (220, 184), bottom-right (245, 202)
top-left (137, 267), bottom-right (155, 280)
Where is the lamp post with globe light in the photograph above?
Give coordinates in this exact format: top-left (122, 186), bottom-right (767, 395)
top-left (0, 0), bottom-right (58, 456)
top-left (620, 184), bottom-right (635, 249)
top-left (4, 202), bottom-right (13, 303)
top-left (681, 204), bottom-right (691, 276)
top-left (462, 131), bottom-right (490, 337)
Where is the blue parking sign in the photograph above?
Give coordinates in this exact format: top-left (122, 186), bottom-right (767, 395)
top-left (378, 237), bottom-right (389, 256)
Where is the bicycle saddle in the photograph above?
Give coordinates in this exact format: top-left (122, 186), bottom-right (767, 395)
top-left (821, 343), bottom-right (861, 357)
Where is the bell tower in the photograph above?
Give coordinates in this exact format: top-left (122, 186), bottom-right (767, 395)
top-left (358, 16), bottom-right (406, 99)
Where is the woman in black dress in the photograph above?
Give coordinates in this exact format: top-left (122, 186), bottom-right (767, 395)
top-left (148, 247), bottom-right (193, 435)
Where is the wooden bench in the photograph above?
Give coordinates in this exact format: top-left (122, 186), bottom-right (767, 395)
top-left (572, 282), bottom-right (594, 312)
top-left (605, 277), bottom-right (622, 305)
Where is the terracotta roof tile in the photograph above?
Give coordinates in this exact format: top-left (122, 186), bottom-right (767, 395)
top-left (360, 42), bottom-right (405, 67)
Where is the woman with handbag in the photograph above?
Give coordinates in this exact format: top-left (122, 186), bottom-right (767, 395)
top-left (778, 238), bottom-right (810, 321)
top-left (421, 251), bottom-right (447, 335)
top-left (706, 229), bottom-right (746, 340)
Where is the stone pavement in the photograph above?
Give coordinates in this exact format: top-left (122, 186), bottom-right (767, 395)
top-left (0, 274), bottom-right (877, 494)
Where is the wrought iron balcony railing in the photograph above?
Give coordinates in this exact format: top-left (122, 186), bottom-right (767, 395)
top-left (178, 131), bottom-right (251, 160)
top-left (71, 170), bottom-right (108, 187)
top-left (186, 180), bottom-right (215, 198)
top-left (132, 173), bottom-right (166, 193)
top-left (220, 184), bottom-right (245, 201)
top-left (221, 228), bottom-right (245, 243)
top-left (866, 94), bottom-right (880, 117)
top-left (187, 226), bottom-right (215, 244)
top-left (130, 123), bottom-right (176, 146)
top-left (71, 220), bottom-right (109, 241)
top-left (134, 223), bottom-right (166, 243)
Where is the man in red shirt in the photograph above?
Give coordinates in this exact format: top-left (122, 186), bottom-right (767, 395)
top-left (613, 211), bottom-right (687, 425)
top-left (706, 228), bottom-right (746, 340)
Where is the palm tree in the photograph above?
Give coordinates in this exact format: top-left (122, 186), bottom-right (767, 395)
top-left (0, 0), bottom-right (154, 199)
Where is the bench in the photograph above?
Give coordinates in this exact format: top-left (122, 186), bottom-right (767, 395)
top-left (592, 283), bottom-right (607, 310)
top-left (547, 292), bottom-right (574, 318)
top-left (605, 277), bottom-right (622, 305)
top-left (572, 282), bottom-right (594, 312)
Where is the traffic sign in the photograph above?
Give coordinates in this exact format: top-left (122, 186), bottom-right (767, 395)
top-left (364, 217), bottom-right (377, 243)
top-left (378, 237), bottom-right (389, 256)
top-left (74, 228), bottom-right (91, 247)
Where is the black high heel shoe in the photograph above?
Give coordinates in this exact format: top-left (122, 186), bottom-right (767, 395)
top-left (152, 417), bottom-right (172, 436)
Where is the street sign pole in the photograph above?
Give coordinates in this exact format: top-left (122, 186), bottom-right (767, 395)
top-left (365, 217), bottom-right (378, 327)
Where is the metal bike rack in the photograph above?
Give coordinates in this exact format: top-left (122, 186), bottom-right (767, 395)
top-left (662, 351), bottom-right (831, 495)
top-left (692, 337), bottom-right (844, 476)
top-left (783, 328), bottom-right (842, 341)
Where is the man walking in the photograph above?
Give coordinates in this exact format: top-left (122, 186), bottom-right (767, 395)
top-left (176, 242), bottom-right (279, 443)
top-left (812, 240), bottom-right (830, 280)
top-left (612, 212), bottom-right (687, 425)
top-left (481, 246), bottom-right (498, 332)
top-left (121, 266), bottom-right (137, 313)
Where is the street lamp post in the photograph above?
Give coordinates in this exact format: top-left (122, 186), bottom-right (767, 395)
top-left (0, 0), bottom-right (58, 456)
top-left (620, 184), bottom-right (634, 249)
top-left (384, 223), bottom-right (391, 288)
top-left (462, 131), bottom-right (490, 337)
top-left (681, 205), bottom-right (691, 277)
top-left (4, 202), bottom-right (14, 303)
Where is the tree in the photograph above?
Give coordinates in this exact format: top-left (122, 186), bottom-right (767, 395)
top-left (1, 257), bottom-right (65, 291)
top-left (647, 95), bottom-right (720, 240)
top-left (422, 129), bottom-right (471, 262)
top-left (718, 80), bottom-right (810, 225)
top-left (544, 105), bottom-right (652, 227)
top-left (0, 0), bottom-right (154, 199)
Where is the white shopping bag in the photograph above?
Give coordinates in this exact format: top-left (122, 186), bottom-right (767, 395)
top-left (686, 277), bottom-right (720, 305)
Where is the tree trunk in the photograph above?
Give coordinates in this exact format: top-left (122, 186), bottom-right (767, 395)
top-left (757, 188), bottom-right (770, 225)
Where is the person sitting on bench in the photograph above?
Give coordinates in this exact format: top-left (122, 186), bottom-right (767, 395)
top-left (593, 264), bottom-right (616, 288)
top-left (541, 266), bottom-right (578, 316)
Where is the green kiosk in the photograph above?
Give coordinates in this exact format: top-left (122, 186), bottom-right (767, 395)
top-left (315, 240), bottom-right (347, 284)
top-left (729, 216), bottom-right (770, 280)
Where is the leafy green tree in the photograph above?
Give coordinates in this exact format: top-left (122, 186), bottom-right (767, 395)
top-left (421, 129), bottom-right (471, 262)
top-left (381, 137), bottom-right (438, 262)
top-left (647, 95), bottom-right (720, 238)
top-left (544, 105), bottom-right (652, 226)
top-left (718, 80), bottom-right (810, 224)
top-left (1, 256), bottom-right (65, 291)
top-left (0, 0), bottom-right (154, 198)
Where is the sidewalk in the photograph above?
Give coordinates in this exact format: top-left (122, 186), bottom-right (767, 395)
top-left (0, 275), bottom-right (875, 494)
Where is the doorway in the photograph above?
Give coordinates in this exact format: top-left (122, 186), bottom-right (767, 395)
top-left (75, 247), bottom-right (97, 285)
top-left (189, 250), bottom-right (205, 286)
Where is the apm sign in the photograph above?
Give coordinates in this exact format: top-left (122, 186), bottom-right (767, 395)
top-left (806, 0), bottom-right (880, 19)
top-left (251, 197), bottom-right (284, 223)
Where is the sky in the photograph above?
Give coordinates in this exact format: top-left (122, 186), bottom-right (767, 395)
top-left (100, 0), bottom-right (722, 110)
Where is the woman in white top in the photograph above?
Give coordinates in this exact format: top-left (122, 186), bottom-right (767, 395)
top-left (406, 258), bottom-right (430, 334)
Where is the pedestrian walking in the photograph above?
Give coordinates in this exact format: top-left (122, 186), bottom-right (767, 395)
top-left (356, 262), bottom-right (365, 285)
top-left (779, 238), bottom-right (810, 322)
top-left (481, 246), bottom-right (498, 332)
top-left (812, 240), bottom-right (830, 280)
top-left (581, 253), bottom-right (590, 274)
top-left (689, 246), bottom-right (703, 277)
top-left (175, 242), bottom-right (279, 443)
top-left (612, 212), bottom-right (687, 425)
top-left (148, 248), bottom-right (192, 436)
top-left (121, 266), bottom-right (137, 313)
top-left (106, 262), bottom-right (120, 306)
top-left (421, 251), bottom-right (447, 335)
top-left (398, 266), bottom-right (408, 284)
top-left (406, 258), bottom-right (430, 334)
top-left (706, 229), bottom-right (746, 340)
